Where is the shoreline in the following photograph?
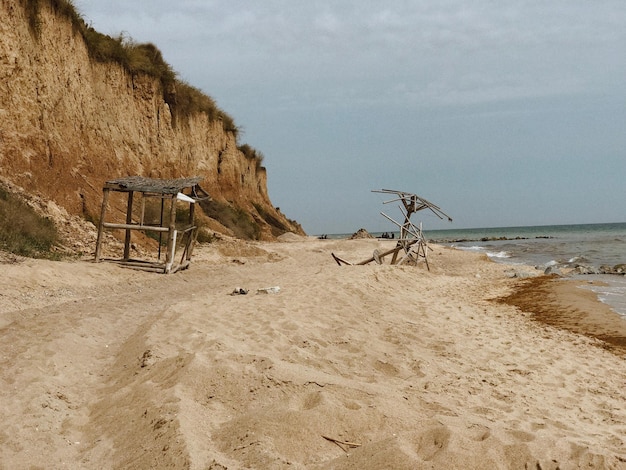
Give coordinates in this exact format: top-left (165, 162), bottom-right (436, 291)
top-left (500, 275), bottom-right (626, 356)
top-left (1, 238), bottom-right (625, 468)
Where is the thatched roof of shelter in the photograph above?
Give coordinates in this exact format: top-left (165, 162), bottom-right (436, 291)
top-left (105, 176), bottom-right (204, 195)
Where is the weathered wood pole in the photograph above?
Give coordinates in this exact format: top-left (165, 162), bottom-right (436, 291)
top-left (122, 190), bottom-right (134, 260)
top-left (186, 200), bottom-right (196, 261)
top-left (158, 197), bottom-right (165, 260)
top-left (164, 195), bottom-right (177, 273)
top-left (94, 187), bottom-right (110, 262)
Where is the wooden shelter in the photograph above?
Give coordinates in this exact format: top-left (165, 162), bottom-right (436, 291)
top-left (94, 176), bottom-right (210, 273)
top-left (332, 189), bottom-right (452, 269)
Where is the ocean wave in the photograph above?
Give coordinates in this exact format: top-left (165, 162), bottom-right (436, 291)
top-left (455, 245), bottom-right (511, 260)
top-left (456, 245), bottom-right (486, 253)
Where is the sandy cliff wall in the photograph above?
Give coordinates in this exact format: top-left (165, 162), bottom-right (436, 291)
top-left (0, 0), bottom-right (302, 239)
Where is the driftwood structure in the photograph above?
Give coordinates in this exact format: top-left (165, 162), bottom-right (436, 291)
top-left (94, 176), bottom-right (210, 273)
top-left (332, 189), bottom-right (452, 269)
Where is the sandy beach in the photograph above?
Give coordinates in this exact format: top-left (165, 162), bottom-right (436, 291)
top-left (1, 237), bottom-right (625, 469)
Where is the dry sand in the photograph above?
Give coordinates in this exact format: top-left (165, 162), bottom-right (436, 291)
top-left (1, 237), bottom-right (625, 469)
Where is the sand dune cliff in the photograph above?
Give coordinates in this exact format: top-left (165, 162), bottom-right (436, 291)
top-left (0, 0), bottom-right (301, 239)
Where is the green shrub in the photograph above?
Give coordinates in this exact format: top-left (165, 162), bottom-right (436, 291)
top-left (0, 188), bottom-right (60, 258)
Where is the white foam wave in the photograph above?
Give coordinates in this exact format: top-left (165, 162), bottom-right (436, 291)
top-left (456, 246), bottom-right (486, 253)
top-left (454, 246), bottom-right (511, 260)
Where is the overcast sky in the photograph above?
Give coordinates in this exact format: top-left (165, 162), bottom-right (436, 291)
top-left (75, 1), bottom-right (626, 234)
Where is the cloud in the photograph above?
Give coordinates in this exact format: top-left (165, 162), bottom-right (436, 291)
top-left (77, 0), bottom-right (626, 111)
top-left (78, 2), bottom-right (625, 81)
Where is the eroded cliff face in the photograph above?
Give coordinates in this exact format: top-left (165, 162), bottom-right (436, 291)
top-left (0, 1), bottom-right (303, 239)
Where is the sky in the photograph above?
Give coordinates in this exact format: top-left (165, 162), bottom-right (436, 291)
top-left (75, 1), bottom-right (626, 234)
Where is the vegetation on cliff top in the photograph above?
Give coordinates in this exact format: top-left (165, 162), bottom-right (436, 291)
top-left (20, 0), bottom-right (248, 142)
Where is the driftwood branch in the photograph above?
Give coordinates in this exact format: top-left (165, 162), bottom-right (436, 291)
top-left (331, 189), bottom-right (449, 269)
top-left (331, 253), bottom-right (353, 266)
top-left (372, 188), bottom-right (453, 221)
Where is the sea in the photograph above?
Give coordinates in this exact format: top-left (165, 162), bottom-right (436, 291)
top-left (327, 223), bottom-right (626, 318)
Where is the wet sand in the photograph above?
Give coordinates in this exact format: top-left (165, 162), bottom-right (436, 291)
top-left (502, 276), bottom-right (626, 355)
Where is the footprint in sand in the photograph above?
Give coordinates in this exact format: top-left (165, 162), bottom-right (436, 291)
top-left (506, 428), bottom-right (535, 442)
top-left (413, 423), bottom-right (451, 461)
top-left (373, 359), bottom-right (400, 377)
top-left (301, 390), bottom-right (324, 410)
top-left (467, 423), bottom-right (491, 442)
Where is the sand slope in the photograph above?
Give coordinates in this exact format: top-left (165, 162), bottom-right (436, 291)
top-left (1, 238), bottom-right (625, 469)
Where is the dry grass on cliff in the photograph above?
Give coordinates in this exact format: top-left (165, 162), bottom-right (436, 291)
top-left (200, 200), bottom-right (262, 240)
top-left (0, 186), bottom-right (60, 259)
top-left (238, 144), bottom-right (266, 171)
top-left (20, 0), bottom-right (240, 138)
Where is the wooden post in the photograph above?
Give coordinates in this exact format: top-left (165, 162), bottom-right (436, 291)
top-left (158, 197), bottom-right (164, 260)
top-left (94, 188), bottom-right (110, 261)
top-left (188, 198), bottom-right (195, 225)
top-left (123, 191), bottom-right (134, 260)
top-left (186, 228), bottom-right (198, 262)
top-left (164, 195), bottom-right (177, 273)
top-left (186, 200), bottom-right (196, 261)
top-left (140, 195), bottom-right (146, 226)
top-left (391, 242), bottom-right (401, 264)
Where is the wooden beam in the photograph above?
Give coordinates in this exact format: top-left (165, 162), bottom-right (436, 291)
top-left (334, 239), bottom-right (419, 266)
top-left (186, 228), bottom-right (198, 261)
top-left (101, 222), bottom-right (170, 232)
top-left (158, 197), bottom-right (164, 260)
top-left (331, 253), bottom-right (353, 266)
top-left (140, 196), bottom-right (146, 226)
top-left (164, 195), bottom-right (177, 273)
top-left (123, 191), bottom-right (134, 260)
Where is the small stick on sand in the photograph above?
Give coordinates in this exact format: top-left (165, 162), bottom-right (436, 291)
top-left (322, 435), bottom-right (362, 452)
